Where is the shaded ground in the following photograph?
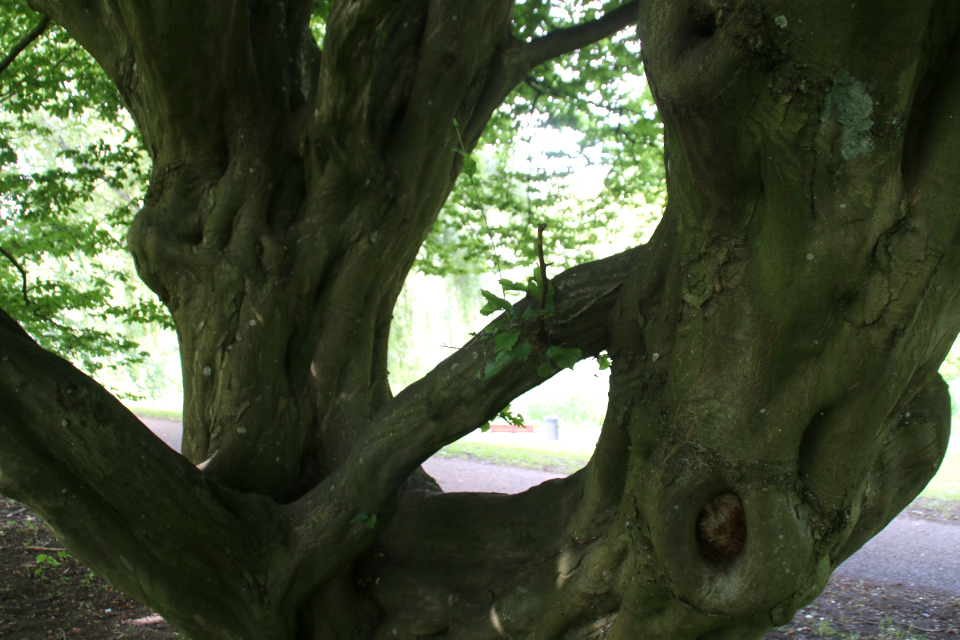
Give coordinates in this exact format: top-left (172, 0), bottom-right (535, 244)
top-left (0, 497), bottom-right (179, 639)
top-left (2, 494), bottom-right (959, 639)
top-left (764, 579), bottom-right (960, 639)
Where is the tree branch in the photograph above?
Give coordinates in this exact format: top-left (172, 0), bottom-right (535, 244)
top-left (0, 314), bottom-right (291, 639)
top-left (460, 1), bottom-right (638, 146)
top-left (0, 15), bottom-right (50, 76)
top-left (0, 247), bottom-right (31, 306)
top-left (536, 222), bottom-right (549, 347)
top-left (521, 1), bottom-right (639, 71)
top-left (279, 236), bottom-right (673, 600)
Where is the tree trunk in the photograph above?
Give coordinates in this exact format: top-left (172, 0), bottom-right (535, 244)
top-left (2, 1), bottom-right (960, 639)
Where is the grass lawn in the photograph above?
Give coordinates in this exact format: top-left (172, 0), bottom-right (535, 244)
top-left (437, 425), bottom-right (960, 503)
top-left (435, 440), bottom-right (592, 474)
top-left (127, 400), bottom-right (960, 502)
top-left (923, 447), bottom-right (960, 501)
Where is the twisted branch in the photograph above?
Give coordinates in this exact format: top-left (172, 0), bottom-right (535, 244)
top-left (0, 15), bottom-right (51, 76)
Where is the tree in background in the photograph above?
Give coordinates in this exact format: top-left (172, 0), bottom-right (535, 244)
top-left (1, 0), bottom-right (664, 400)
top-left (1, 2), bottom-right (959, 640)
top-left (0, 5), bottom-right (170, 386)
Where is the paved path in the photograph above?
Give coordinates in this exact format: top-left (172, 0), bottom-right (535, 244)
top-left (141, 417), bottom-right (182, 452)
top-left (143, 418), bottom-right (960, 595)
top-left (835, 517), bottom-right (960, 594)
top-left (423, 457), bottom-right (564, 494)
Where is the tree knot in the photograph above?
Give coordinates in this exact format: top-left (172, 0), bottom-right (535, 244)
top-left (696, 491), bottom-right (746, 562)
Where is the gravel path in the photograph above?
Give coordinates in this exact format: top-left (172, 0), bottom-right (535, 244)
top-left (142, 417), bottom-right (960, 596)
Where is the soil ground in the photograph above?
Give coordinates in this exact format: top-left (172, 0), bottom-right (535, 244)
top-left (1, 496), bottom-right (958, 639)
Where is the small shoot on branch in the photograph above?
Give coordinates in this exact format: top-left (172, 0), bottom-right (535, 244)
top-left (349, 512), bottom-right (378, 529)
top-left (476, 225), bottom-right (581, 379)
top-left (481, 405), bottom-right (526, 432)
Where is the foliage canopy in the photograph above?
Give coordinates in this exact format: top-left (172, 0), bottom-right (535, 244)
top-left (1, 0), bottom-right (664, 386)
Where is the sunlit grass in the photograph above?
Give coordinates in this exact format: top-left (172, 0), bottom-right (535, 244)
top-left (921, 447), bottom-right (960, 501)
top-left (435, 440), bottom-right (591, 474)
top-left (128, 403), bottom-right (960, 503)
top-left (439, 423), bottom-right (960, 505)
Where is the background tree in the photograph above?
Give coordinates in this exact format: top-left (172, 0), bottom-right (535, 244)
top-left (1, 0), bottom-right (664, 398)
top-left (1, 3), bottom-right (959, 640)
top-left (0, 2), bottom-right (168, 389)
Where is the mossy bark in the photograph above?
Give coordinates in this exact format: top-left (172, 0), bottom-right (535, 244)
top-left (2, 1), bottom-right (960, 639)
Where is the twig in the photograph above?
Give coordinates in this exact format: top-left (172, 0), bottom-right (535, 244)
top-left (452, 119), bottom-right (505, 285)
top-left (0, 16), bottom-right (51, 76)
top-left (536, 223), bottom-right (549, 349)
top-left (0, 246), bottom-right (31, 306)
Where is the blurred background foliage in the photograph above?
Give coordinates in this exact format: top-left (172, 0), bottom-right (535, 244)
top-left (6, 0), bottom-right (952, 425)
top-left (0, 0), bottom-right (666, 417)
top-left (0, 0), bottom-right (172, 398)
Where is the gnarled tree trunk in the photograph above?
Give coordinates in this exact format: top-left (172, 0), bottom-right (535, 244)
top-left (2, 1), bottom-right (959, 639)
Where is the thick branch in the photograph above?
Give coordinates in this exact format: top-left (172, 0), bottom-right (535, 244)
top-left (833, 374), bottom-right (951, 565)
top-left (279, 238), bottom-right (672, 600)
top-left (371, 243), bottom-right (645, 471)
top-left (520, 1), bottom-right (639, 71)
top-left (0, 15), bottom-right (50, 75)
top-left (0, 312), bottom-right (290, 640)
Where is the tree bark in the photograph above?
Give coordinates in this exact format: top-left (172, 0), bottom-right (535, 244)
top-left (3, 1), bottom-right (960, 639)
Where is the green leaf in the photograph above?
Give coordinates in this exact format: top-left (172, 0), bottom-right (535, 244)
top-left (350, 513), bottom-right (369, 525)
top-left (462, 155), bottom-right (478, 177)
top-left (479, 347), bottom-right (514, 379)
top-left (494, 328), bottom-right (521, 353)
top-left (537, 362), bottom-right (555, 377)
top-left (499, 278), bottom-right (530, 293)
top-left (480, 289), bottom-right (512, 316)
top-left (365, 514), bottom-right (378, 529)
top-left (497, 406), bottom-right (526, 427)
top-left (482, 359), bottom-right (504, 379)
top-left (597, 352), bottom-right (612, 370)
top-left (546, 345), bottom-right (582, 370)
top-left (480, 422), bottom-right (491, 432)
top-left (527, 268), bottom-right (543, 301)
top-left (511, 342), bottom-right (534, 362)
top-left (0, 138), bottom-right (17, 169)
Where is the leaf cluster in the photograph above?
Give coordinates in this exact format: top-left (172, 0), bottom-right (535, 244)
top-left (478, 268), bottom-right (582, 380)
top-left (1, 0), bottom-right (167, 385)
top-left (33, 550), bottom-right (70, 577)
top-left (349, 512), bottom-right (379, 529)
top-left (418, 1), bottom-right (665, 277)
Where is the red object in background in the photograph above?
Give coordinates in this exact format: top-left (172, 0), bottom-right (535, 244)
top-left (488, 424), bottom-right (536, 433)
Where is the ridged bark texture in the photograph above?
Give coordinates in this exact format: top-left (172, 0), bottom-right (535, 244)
top-left (2, 1), bottom-right (960, 639)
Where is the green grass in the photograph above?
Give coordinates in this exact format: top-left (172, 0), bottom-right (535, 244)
top-left (920, 447), bottom-right (960, 501)
top-left (436, 441), bottom-right (591, 474)
top-left (808, 615), bottom-right (937, 640)
top-left (121, 399), bottom-right (960, 502)
top-left (439, 430), bottom-right (960, 504)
